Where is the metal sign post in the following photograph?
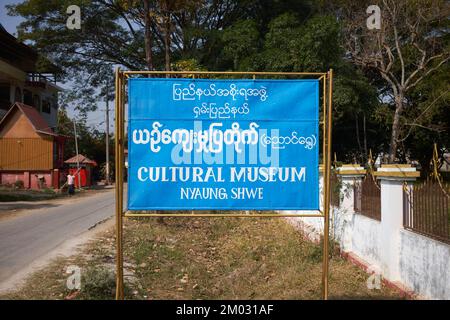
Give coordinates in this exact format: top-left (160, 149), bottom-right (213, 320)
top-left (114, 70), bottom-right (333, 300)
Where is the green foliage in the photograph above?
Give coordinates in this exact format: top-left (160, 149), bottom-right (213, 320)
top-left (14, 180), bottom-right (24, 189)
top-left (402, 63), bottom-right (450, 169)
top-left (222, 19), bottom-right (260, 70)
top-left (259, 14), bottom-right (341, 72)
top-left (7, 0), bottom-right (449, 164)
top-left (334, 0), bottom-right (449, 162)
top-left (57, 109), bottom-right (114, 180)
top-left (8, 0), bottom-right (137, 113)
top-left (81, 267), bottom-right (116, 300)
top-left (172, 58), bottom-right (206, 71)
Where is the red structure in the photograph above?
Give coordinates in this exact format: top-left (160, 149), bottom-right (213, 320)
top-left (64, 154), bottom-right (97, 187)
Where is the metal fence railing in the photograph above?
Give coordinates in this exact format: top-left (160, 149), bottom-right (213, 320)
top-left (354, 181), bottom-right (361, 212)
top-left (403, 180), bottom-right (450, 244)
top-left (354, 176), bottom-right (381, 221)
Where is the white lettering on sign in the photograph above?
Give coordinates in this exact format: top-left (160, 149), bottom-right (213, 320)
top-left (128, 78), bottom-right (320, 210)
top-left (136, 166), bottom-right (306, 183)
top-left (132, 121), bottom-right (259, 154)
top-left (173, 83), bottom-right (268, 101)
top-left (261, 132), bottom-right (316, 150)
top-left (230, 167), bottom-right (306, 182)
top-left (193, 102), bottom-right (250, 119)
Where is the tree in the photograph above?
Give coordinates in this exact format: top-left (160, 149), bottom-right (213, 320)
top-left (222, 19), bottom-right (260, 70)
top-left (57, 108), bottom-right (114, 180)
top-left (143, 0), bottom-right (154, 70)
top-left (340, 0), bottom-right (449, 162)
top-left (396, 60), bottom-right (450, 169)
top-left (220, 11), bottom-right (383, 161)
top-left (8, 1), bottom-right (448, 190)
top-left (261, 14), bottom-right (342, 72)
top-left (7, 1), bottom-right (239, 104)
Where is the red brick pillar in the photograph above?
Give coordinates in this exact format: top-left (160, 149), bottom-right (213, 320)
top-left (52, 169), bottom-right (60, 189)
top-left (23, 171), bottom-right (30, 189)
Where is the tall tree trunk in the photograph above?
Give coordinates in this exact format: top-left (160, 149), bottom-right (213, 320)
top-left (163, 0), bottom-right (171, 72)
top-left (363, 113), bottom-right (368, 161)
top-left (355, 114), bottom-right (362, 162)
top-left (388, 93), bottom-right (404, 163)
top-left (143, 0), bottom-right (153, 71)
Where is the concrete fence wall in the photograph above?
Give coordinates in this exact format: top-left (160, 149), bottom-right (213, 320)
top-left (281, 165), bottom-right (450, 300)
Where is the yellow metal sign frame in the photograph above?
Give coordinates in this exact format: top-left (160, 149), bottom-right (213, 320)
top-left (114, 69), bottom-right (333, 300)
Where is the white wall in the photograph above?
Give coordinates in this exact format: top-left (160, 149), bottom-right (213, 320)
top-left (400, 229), bottom-right (450, 300)
top-left (283, 169), bottom-right (450, 300)
top-left (350, 214), bottom-right (381, 267)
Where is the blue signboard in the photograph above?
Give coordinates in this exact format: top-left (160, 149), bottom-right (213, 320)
top-left (128, 78), bottom-right (319, 210)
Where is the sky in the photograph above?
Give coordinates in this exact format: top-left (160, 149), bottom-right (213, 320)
top-left (0, 0), bottom-right (111, 132)
top-left (0, 0), bottom-right (23, 35)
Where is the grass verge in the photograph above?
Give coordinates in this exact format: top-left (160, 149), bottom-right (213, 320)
top-left (1, 213), bottom-right (407, 300)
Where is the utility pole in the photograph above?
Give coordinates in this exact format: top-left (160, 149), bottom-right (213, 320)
top-left (105, 91), bottom-right (110, 185)
top-left (73, 119), bottom-right (81, 189)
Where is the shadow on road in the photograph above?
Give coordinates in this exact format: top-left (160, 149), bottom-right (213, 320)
top-left (0, 202), bottom-right (60, 212)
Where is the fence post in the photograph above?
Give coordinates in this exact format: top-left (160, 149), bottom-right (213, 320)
top-left (318, 164), bottom-right (324, 211)
top-left (374, 164), bottom-right (419, 282)
top-left (336, 164), bottom-right (366, 211)
top-left (335, 164), bottom-right (366, 252)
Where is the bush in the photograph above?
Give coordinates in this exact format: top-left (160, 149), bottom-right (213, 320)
top-left (307, 238), bottom-right (341, 263)
top-left (42, 187), bottom-right (55, 194)
top-left (307, 244), bottom-right (323, 263)
top-left (14, 180), bottom-right (24, 189)
top-left (81, 267), bottom-right (116, 300)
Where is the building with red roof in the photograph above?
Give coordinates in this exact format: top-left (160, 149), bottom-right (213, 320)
top-left (0, 23), bottom-right (65, 190)
top-left (0, 102), bottom-right (65, 189)
top-left (64, 154), bottom-right (97, 187)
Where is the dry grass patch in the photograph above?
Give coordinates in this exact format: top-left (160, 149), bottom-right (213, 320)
top-left (2, 213), bottom-right (407, 300)
top-left (124, 214), bottom-right (405, 300)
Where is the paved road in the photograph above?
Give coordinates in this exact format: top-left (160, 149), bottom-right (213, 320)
top-left (0, 188), bottom-right (117, 285)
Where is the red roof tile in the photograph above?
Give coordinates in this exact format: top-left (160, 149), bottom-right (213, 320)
top-left (0, 102), bottom-right (56, 136)
top-left (64, 154), bottom-right (97, 166)
top-left (17, 103), bottom-right (55, 135)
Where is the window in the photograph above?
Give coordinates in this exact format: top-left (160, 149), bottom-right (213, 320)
top-left (52, 93), bottom-right (58, 109)
top-left (24, 90), bottom-right (32, 106)
top-left (14, 87), bottom-right (22, 103)
top-left (33, 94), bottom-right (41, 111)
top-left (0, 85), bottom-right (10, 100)
top-left (0, 84), bottom-right (10, 110)
top-left (42, 99), bottom-right (51, 113)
